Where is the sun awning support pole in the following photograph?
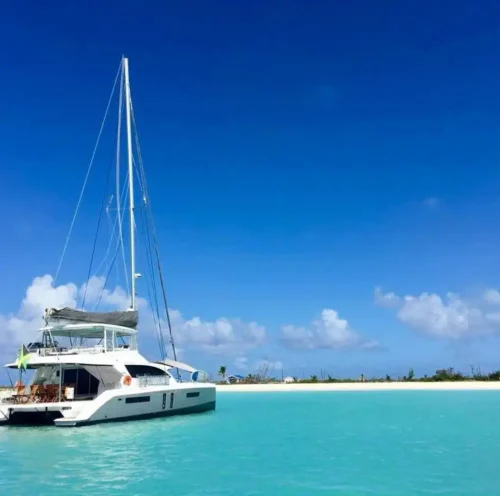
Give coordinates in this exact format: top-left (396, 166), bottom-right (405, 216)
top-left (59, 364), bottom-right (62, 402)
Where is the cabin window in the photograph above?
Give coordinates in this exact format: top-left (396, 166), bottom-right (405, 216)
top-left (186, 392), bottom-right (200, 398)
top-left (125, 365), bottom-right (167, 377)
top-left (63, 368), bottom-right (99, 397)
top-left (126, 396), bottom-right (150, 404)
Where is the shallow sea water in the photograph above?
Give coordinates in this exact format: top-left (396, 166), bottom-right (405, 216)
top-left (1, 391), bottom-right (499, 495)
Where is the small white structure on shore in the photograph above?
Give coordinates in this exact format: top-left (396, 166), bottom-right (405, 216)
top-left (283, 376), bottom-right (295, 383)
top-left (226, 374), bottom-right (244, 384)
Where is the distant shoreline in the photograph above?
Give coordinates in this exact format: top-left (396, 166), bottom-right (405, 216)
top-left (2, 382), bottom-right (499, 395)
top-left (216, 381), bottom-right (500, 392)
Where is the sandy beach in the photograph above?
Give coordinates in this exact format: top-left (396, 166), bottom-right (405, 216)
top-left (216, 381), bottom-right (500, 392)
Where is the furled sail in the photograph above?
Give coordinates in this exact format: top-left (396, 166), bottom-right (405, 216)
top-left (45, 307), bottom-right (139, 329)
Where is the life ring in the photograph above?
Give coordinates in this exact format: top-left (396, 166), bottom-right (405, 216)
top-left (123, 375), bottom-right (132, 386)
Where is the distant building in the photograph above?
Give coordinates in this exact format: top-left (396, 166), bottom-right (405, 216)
top-left (226, 374), bottom-right (244, 384)
top-left (283, 376), bottom-right (295, 383)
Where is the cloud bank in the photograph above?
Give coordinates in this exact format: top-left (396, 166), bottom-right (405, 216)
top-left (375, 286), bottom-right (500, 339)
top-left (281, 309), bottom-right (378, 350)
top-left (0, 275), bottom-right (267, 360)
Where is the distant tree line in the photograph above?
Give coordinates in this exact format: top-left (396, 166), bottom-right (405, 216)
top-left (217, 365), bottom-right (500, 384)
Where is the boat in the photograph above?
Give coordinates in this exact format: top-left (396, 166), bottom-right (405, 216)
top-left (0, 57), bottom-right (216, 426)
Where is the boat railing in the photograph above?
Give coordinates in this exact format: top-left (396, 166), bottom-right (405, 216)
top-left (33, 345), bottom-right (105, 356)
top-left (138, 376), bottom-right (170, 387)
top-left (32, 344), bottom-right (135, 356)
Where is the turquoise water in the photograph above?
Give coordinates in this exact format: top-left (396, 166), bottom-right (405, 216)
top-left (1, 391), bottom-right (500, 495)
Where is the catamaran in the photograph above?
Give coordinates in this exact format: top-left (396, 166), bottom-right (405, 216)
top-left (0, 57), bottom-right (216, 426)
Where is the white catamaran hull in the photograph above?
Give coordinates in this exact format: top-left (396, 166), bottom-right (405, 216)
top-left (0, 383), bottom-right (215, 427)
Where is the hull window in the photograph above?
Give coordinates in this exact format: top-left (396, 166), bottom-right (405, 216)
top-left (125, 396), bottom-right (151, 404)
top-left (186, 392), bottom-right (200, 398)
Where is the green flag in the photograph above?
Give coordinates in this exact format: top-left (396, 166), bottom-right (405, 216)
top-left (15, 345), bottom-right (30, 371)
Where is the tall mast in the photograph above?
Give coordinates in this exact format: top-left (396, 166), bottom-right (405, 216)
top-left (123, 57), bottom-right (136, 310)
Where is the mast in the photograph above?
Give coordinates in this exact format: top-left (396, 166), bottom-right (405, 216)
top-left (123, 57), bottom-right (136, 310)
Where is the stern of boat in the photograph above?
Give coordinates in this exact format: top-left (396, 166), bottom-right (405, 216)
top-left (0, 400), bottom-right (89, 426)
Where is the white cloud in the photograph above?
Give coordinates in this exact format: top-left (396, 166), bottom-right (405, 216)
top-left (375, 287), bottom-right (500, 339)
top-left (374, 287), bottom-right (401, 308)
top-left (483, 289), bottom-right (500, 305)
top-left (79, 276), bottom-right (147, 311)
top-left (281, 309), bottom-right (378, 350)
top-left (0, 275), bottom-right (78, 349)
top-left (0, 274), bottom-right (266, 360)
top-left (169, 310), bottom-right (266, 356)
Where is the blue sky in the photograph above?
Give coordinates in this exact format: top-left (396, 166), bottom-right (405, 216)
top-left (2, 1), bottom-right (500, 380)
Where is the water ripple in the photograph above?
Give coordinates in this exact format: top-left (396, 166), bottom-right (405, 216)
top-left (1, 392), bottom-right (500, 495)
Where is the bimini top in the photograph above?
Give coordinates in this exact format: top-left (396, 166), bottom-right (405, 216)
top-left (45, 307), bottom-right (138, 330)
